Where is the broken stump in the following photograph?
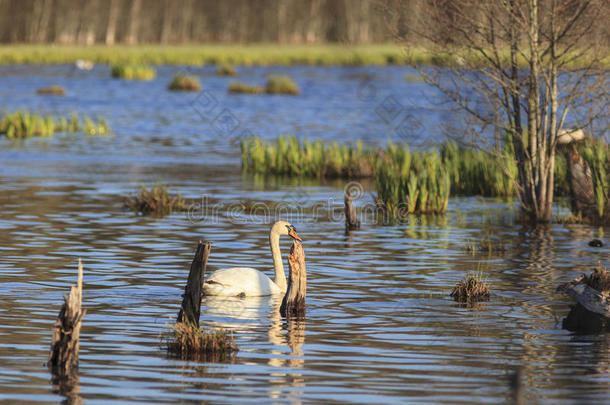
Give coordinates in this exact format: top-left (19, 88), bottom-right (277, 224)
top-left (280, 240), bottom-right (307, 317)
top-left (177, 241), bottom-right (211, 326)
top-left (48, 259), bottom-right (86, 376)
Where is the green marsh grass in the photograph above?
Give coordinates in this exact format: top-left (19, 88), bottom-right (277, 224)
top-left (228, 82), bottom-right (265, 94)
top-left (266, 75), bottom-right (300, 95)
top-left (168, 74), bottom-right (201, 91)
top-left (0, 111), bottom-right (110, 139)
top-left (36, 85), bottom-right (65, 95)
top-left (110, 64), bottom-right (156, 80)
top-left (216, 63), bottom-right (236, 76)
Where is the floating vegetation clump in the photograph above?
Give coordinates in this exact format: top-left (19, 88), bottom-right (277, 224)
top-left (168, 74), bottom-right (201, 91)
top-left (164, 322), bottom-right (238, 362)
top-left (0, 111), bottom-right (110, 139)
top-left (228, 82), bottom-right (265, 94)
top-left (110, 64), bottom-right (156, 80)
top-left (216, 63), bottom-right (236, 76)
top-left (450, 273), bottom-right (491, 305)
top-left (404, 74), bottom-right (422, 82)
top-left (37, 85), bottom-right (65, 95)
top-left (124, 184), bottom-right (188, 216)
top-left (266, 75), bottom-right (300, 95)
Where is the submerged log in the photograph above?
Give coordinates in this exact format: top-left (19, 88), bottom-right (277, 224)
top-left (48, 259), bottom-right (86, 376)
top-left (558, 272), bottom-right (610, 318)
top-left (344, 189), bottom-right (360, 231)
top-left (280, 241), bottom-right (306, 317)
top-left (177, 241), bottom-right (211, 326)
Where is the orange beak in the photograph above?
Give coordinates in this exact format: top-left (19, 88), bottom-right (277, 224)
top-left (288, 228), bottom-right (302, 242)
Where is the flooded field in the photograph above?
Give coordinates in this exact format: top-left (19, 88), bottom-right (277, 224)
top-left (1, 64), bottom-right (609, 404)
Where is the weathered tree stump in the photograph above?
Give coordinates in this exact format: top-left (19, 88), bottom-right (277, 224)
top-left (177, 241), bottom-right (211, 326)
top-left (280, 241), bottom-right (306, 317)
top-left (558, 273), bottom-right (610, 318)
top-left (344, 189), bottom-right (360, 231)
top-left (48, 259), bottom-right (86, 376)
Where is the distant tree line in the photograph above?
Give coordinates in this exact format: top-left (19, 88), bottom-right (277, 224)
top-left (0, 0), bottom-right (608, 46)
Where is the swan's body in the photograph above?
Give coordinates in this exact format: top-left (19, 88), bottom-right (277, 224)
top-left (203, 221), bottom-right (301, 297)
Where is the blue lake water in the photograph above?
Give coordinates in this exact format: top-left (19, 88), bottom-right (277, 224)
top-left (0, 64), bottom-right (609, 404)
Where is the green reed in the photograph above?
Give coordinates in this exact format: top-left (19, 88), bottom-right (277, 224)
top-left (0, 110), bottom-right (110, 139)
top-left (110, 64), bottom-right (156, 80)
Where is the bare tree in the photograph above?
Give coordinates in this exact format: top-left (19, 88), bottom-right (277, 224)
top-left (407, 0), bottom-right (609, 222)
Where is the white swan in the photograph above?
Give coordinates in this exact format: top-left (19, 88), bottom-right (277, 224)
top-left (203, 221), bottom-right (302, 297)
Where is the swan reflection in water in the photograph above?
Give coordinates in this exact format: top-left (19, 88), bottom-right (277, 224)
top-left (202, 295), bottom-right (306, 398)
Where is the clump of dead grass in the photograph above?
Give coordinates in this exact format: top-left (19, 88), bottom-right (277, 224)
top-left (164, 322), bottom-right (238, 362)
top-left (124, 183), bottom-right (188, 216)
top-left (450, 272), bottom-right (491, 305)
top-left (585, 264), bottom-right (610, 292)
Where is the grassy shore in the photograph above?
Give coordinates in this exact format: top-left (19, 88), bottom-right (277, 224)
top-left (0, 44), bottom-right (606, 67)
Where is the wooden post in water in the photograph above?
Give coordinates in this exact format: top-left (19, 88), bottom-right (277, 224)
top-left (177, 241), bottom-right (211, 326)
top-left (344, 189), bottom-right (360, 231)
top-left (48, 259), bottom-right (86, 376)
top-left (280, 241), bottom-right (306, 317)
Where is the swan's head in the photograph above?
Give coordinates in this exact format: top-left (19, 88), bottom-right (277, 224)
top-left (273, 220), bottom-right (302, 242)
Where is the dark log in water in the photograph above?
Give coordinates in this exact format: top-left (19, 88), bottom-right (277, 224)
top-left (48, 259), bottom-right (86, 376)
top-left (177, 241), bottom-right (211, 326)
top-left (558, 273), bottom-right (610, 318)
top-left (562, 304), bottom-right (610, 333)
top-left (344, 189), bottom-right (360, 231)
top-left (280, 241), bottom-right (306, 317)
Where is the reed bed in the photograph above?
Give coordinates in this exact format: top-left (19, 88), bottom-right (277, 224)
top-left (228, 82), bottom-right (265, 94)
top-left (110, 64), bottom-right (156, 80)
top-left (168, 74), bottom-right (201, 91)
top-left (266, 75), bottom-right (300, 95)
top-left (216, 63), bottom-right (236, 76)
top-left (124, 184), bottom-right (188, 216)
top-left (0, 111), bottom-right (109, 138)
top-left (37, 85), bottom-right (65, 95)
top-left (164, 322), bottom-right (238, 362)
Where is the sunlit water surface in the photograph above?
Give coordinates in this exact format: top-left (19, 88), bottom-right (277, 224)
top-left (1, 65), bottom-right (610, 404)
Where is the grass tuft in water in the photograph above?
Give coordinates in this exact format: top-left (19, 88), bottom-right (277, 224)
top-left (228, 82), bottom-right (265, 94)
top-left (124, 184), bottom-right (187, 216)
top-left (216, 63), bottom-right (237, 76)
top-left (110, 64), bottom-right (156, 80)
top-left (266, 75), bottom-right (300, 95)
top-left (168, 74), bottom-right (201, 91)
top-left (464, 236), bottom-right (507, 255)
top-left (0, 110), bottom-right (110, 138)
top-left (450, 273), bottom-right (491, 305)
top-left (36, 85), bottom-right (65, 95)
top-left (164, 322), bottom-right (238, 362)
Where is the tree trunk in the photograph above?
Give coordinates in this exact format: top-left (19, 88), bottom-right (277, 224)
top-left (126, 0), bottom-right (142, 45)
top-left (177, 241), bottom-right (211, 326)
top-left (280, 241), bottom-right (306, 317)
top-left (105, 0), bottom-right (119, 45)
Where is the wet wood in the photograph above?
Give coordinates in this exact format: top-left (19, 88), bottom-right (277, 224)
top-left (344, 189), bottom-right (360, 231)
top-left (280, 241), bottom-right (306, 317)
top-left (559, 274), bottom-right (610, 318)
top-left (177, 241), bottom-right (211, 326)
top-left (48, 259), bottom-right (86, 375)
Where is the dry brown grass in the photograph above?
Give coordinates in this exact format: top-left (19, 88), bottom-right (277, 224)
top-left (450, 273), bottom-right (491, 305)
top-left (164, 322), bottom-right (238, 362)
top-left (37, 85), bottom-right (65, 95)
top-left (124, 184), bottom-right (188, 216)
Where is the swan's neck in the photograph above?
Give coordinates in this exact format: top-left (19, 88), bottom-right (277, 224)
top-left (270, 231), bottom-right (287, 291)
